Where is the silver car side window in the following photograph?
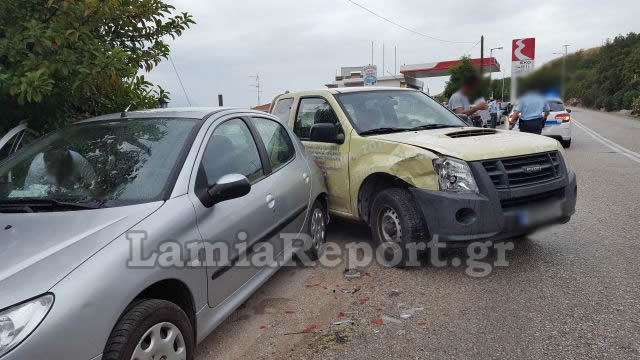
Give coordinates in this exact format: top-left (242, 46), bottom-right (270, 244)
top-left (199, 118), bottom-right (264, 187)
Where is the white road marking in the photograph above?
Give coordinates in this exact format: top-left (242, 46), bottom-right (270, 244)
top-left (573, 119), bottom-right (640, 164)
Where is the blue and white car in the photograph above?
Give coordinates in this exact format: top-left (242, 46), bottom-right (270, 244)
top-left (542, 98), bottom-right (572, 148)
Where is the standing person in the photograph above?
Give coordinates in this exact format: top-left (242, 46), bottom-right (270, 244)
top-left (489, 98), bottom-right (501, 129)
top-left (509, 91), bottom-right (550, 134)
top-left (448, 74), bottom-right (488, 118)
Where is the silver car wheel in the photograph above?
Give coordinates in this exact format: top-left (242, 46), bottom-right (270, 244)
top-left (310, 207), bottom-right (326, 250)
top-left (131, 322), bottom-right (186, 360)
top-left (380, 207), bottom-right (402, 243)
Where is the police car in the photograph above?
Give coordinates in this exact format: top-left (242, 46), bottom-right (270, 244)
top-left (509, 98), bottom-right (572, 148)
top-left (542, 98), bottom-right (572, 148)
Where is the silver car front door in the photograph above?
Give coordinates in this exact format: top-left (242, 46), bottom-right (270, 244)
top-left (189, 117), bottom-right (276, 308)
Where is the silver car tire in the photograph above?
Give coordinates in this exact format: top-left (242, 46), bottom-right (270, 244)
top-left (304, 200), bottom-right (327, 261)
top-left (103, 299), bottom-right (194, 360)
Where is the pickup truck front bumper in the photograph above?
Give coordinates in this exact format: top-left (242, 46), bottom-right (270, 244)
top-left (410, 152), bottom-right (577, 245)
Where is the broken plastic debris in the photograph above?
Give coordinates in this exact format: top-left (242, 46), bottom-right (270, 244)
top-left (417, 321), bottom-right (428, 329)
top-left (343, 268), bottom-right (361, 279)
top-left (302, 324), bottom-right (318, 333)
top-left (399, 307), bottom-right (424, 319)
top-left (332, 319), bottom-right (355, 326)
top-left (284, 310), bottom-right (296, 314)
top-left (305, 283), bottom-right (321, 288)
top-left (381, 315), bottom-right (404, 328)
top-left (371, 319), bottom-right (384, 326)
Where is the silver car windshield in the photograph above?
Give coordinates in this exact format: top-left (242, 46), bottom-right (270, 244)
top-left (0, 118), bottom-right (197, 208)
top-left (335, 90), bottom-right (465, 134)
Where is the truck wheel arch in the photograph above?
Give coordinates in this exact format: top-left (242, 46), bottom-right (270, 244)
top-left (357, 172), bottom-right (412, 223)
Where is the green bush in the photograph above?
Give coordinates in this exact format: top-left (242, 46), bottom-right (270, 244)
top-left (632, 97), bottom-right (640, 115)
top-left (623, 91), bottom-right (640, 109)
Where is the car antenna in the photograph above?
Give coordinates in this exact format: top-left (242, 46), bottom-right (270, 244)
top-left (121, 104), bottom-right (132, 118)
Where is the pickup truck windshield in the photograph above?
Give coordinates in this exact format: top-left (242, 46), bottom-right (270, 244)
top-left (335, 90), bottom-right (465, 135)
top-left (0, 118), bottom-right (197, 209)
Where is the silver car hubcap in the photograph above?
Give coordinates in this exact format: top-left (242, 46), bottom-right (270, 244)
top-left (131, 322), bottom-right (185, 360)
top-left (380, 207), bottom-right (402, 243)
top-left (310, 207), bottom-right (326, 250)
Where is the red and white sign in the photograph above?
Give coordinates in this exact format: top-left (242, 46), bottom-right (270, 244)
top-left (511, 38), bottom-right (535, 75)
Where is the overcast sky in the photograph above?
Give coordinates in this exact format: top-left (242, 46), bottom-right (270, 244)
top-left (147, 0), bottom-right (640, 108)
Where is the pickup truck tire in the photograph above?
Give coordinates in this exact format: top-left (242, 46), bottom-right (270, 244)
top-left (370, 188), bottom-right (428, 268)
top-left (561, 139), bottom-right (571, 148)
top-left (103, 299), bottom-right (194, 360)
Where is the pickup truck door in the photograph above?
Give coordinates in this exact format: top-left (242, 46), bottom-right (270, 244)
top-left (292, 97), bottom-right (352, 215)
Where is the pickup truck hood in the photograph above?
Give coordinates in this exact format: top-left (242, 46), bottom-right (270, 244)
top-left (0, 202), bottom-right (163, 308)
top-left (373, 127), bottom-right (560, 161)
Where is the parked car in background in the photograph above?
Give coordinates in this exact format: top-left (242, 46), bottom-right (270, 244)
top-left (272, 87), bottom-right (577, 266)
top-left (0, 125), bottom-right (38, 162)
top-left (0, 108), bottom-right (328, 360)
top-left (543, 98), bottom-right (573, 148)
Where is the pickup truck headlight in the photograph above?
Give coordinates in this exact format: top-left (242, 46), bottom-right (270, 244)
top-left (0, 294), bottom-right (54, 357)
top-left (433, 157), bottom-right (479, 193)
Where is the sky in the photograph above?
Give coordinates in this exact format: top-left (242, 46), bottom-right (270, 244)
top-left (146, 0), bottom-right (640, 108)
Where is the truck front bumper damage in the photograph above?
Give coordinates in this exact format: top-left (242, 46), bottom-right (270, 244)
top-left (410, 170), bottom-right (577, 245)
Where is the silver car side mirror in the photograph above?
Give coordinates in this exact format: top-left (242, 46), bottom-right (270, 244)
top-left (207, 174), bottom-right (251, 206)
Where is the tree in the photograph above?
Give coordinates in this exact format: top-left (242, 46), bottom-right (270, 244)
top-left (0, 0), bottom-right (195, 134)
top-left (443, 56), bottom-right (489, 102)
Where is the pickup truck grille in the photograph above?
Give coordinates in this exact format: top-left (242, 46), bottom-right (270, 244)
top-left (482, 152), bottom-right (562, 189)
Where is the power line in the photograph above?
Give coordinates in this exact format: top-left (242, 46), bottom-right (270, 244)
top-left (345, 0), bottom-right (474, 44)
top-left (464, 40), bottom-right (481, 56)
top-left (168, 55), bottom-right (192, 107)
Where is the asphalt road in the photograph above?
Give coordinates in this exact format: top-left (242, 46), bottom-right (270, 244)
top-left (196, 108), bottom-right (640, 360)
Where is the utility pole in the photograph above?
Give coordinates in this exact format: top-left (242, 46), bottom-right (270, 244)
top-left (562, 44), bottom-right (570, 102)
top-left (489, 46), bottom-right (504, 99)
top-left (371, 41), bottom-right (374, 65)
top-left (554, 45), bottom-right (570, 101)
top-left (394, 46), bottom-right (397, 74)
top-left (480, 35), bottom-right (484, 76)
top-left (249, 74), bottom-right (261, 106)
top-left (382, 43), bottom-right (385, 76)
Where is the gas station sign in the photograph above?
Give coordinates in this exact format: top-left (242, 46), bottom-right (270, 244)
top-left (511, 38), bottom-right (536, 76)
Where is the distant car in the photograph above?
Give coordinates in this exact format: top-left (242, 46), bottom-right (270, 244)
top-left (0, 108), bottom-right (328, 360)
top-left (0, 125), bottom-right (38, 162)
top-left (543, 98), bottom-right (572, 148)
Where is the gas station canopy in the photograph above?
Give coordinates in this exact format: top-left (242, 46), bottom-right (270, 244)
top-left (400, 57), bottom-right (500, 78)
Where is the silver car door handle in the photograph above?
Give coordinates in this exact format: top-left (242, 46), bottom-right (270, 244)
top-left (266, 194), bottom-right (276, 209)
top-left (303, 172), bottom-right (310, 184)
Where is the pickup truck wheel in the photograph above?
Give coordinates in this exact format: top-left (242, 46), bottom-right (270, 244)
top-left (370, 188), bottom-right (428, 267)
top-left (561, 139), bottom-right (571, 148)
top-left (103, 299), bottom-right (194, 360)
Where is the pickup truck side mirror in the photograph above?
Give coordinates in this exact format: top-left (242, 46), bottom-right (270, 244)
top-left (204, 174), bottom-right (251, 207)
top-left (309, 123), bottom-right (345, 144)
top-left (566, 108), bottom-right (572, 113)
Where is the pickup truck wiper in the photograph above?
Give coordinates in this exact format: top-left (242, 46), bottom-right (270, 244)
top-left (408, 124), bottom-right (463, 131)
top-left (0, 199), bottom-right (105, 213)
top-left (359, 127), bottom-right (411, 136)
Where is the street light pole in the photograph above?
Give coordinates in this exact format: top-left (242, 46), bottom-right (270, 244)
top-left (489, 47), bottom-right (503, 99)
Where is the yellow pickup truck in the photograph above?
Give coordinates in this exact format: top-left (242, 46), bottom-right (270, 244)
top-left (271, 87), bottom-right (576, 262)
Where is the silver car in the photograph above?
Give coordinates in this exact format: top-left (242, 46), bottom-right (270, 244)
top-left (0, 108), bottom-right (328, 360)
